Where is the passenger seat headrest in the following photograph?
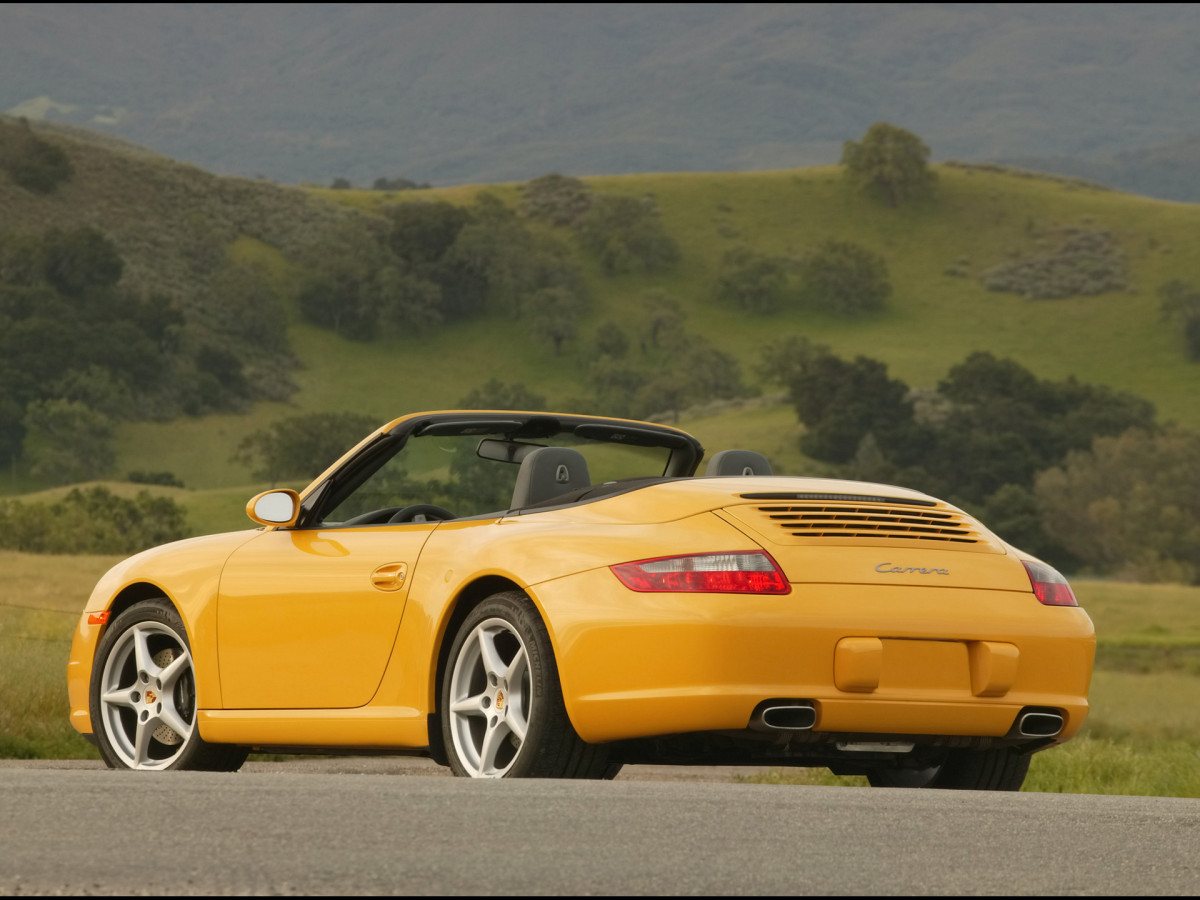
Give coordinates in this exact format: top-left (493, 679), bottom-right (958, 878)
top-left (510, 446), bottom-right (592, 508)
top-left (705, 449), bottom-right (773, 477)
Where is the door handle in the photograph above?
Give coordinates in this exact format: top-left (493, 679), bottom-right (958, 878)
top-left (370, 562), bottom-right (408, 592)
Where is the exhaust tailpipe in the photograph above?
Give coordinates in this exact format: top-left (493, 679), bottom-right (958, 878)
top-left (1017, 710), bottom-right (1064, 737)
top-left (750, 701), bottom-right (816, 731)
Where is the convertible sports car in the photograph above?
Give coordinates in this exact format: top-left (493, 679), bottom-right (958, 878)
top-left (67, 410), bottom-right (1095, 788)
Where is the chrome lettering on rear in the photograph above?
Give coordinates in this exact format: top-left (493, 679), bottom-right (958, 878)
top-left (875, 562), bottom-right (950, 576)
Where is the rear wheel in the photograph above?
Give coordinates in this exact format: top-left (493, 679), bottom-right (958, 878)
top-left (89, 599), bottom-right (247, 771)
top-left (867, 746), bottom-right (1030, 791)
top-left (440, 590), bottom-right (619, 779)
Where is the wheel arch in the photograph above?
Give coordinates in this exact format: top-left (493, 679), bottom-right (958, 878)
top-left (107, 581), bottom-right (176, 622)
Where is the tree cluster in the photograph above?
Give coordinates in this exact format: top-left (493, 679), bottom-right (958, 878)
top-left (0, 226), bottom-right (284, 481)
top-left (329, 176), bottom-right (432, 191)
top-left (714, 240), bottom-right (891, 317)
top-left (521, 175), bottom-right (681, 275)
top-left (1036, 427), bottom-right (1200, 584)
top-left (761, 342), bottom-right (1163, 572)
top-left (580, 291), bottom-right (748, 420)
top-left (232, 411), bottom-right (381, 486)
top-left (295, 194), bottom-right (589, 348)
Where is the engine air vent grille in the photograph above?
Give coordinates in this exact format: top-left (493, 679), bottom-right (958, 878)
top-left (748, 500), bottom-right (986, 545)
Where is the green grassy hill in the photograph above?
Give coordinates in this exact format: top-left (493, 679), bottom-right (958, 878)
top-left (124, 166), bottom-right (1200, 494)
top-left (5, 120), bottom-right (1200, 536)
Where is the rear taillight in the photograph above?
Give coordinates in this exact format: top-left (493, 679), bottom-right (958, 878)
top-left (611, 551), bottom-right (790, 594)
top-left (1022, 560), bottom-right (1079, 607)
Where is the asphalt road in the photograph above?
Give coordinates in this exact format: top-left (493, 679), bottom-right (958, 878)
top-left (2, 759), bottom-right (1198, 895)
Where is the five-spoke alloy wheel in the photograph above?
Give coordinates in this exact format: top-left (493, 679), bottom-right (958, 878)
top-left (89, 599), bottom-right (246, 771)
top-left (445, 614), bottom-right (533, 777)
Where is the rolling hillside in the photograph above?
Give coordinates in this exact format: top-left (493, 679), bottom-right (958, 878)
top-left (4, 118), bottom-right (1200, 535)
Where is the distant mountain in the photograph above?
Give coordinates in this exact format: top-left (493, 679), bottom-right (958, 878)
top-left (3, 3), bottom-right (1200, 198)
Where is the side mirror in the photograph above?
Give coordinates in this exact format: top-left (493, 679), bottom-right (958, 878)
top-left (246, 489), bottom-right (300, 527)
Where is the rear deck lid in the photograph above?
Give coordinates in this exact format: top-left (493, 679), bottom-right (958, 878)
top-left (717, 488), bottom-right (1030, 591)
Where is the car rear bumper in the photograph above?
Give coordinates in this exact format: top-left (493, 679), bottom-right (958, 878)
top-left (532, 570), bottom-right (1095, 745)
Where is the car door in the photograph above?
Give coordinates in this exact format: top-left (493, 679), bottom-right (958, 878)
top-left (215, 523), bottom-right (435, 709)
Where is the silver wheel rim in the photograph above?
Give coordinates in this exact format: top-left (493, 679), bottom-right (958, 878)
top-left (447, 617), bottom-right (532, 778)
top-left (98, 620), bottom-right (196, 770)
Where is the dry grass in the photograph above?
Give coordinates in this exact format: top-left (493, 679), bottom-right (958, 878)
top-left (0, 551), bottom-right (120, 758)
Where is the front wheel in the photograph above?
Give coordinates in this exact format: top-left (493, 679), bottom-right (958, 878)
top-left (89, 599), bottom-right (247, 771)
top-left (867, 746), bottom-right (1030, 791)
top-left (439, 591), bottom-right (619, 779)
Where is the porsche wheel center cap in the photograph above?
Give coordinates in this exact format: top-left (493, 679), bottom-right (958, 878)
top-left (495, 689), bottom-right (506, 712)
top-left (145, 689), bottom-right (158, 705)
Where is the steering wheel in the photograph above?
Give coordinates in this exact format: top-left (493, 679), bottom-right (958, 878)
top-left (339, 506), bottom-right (405, 526)
top-left (387, 504), bottom-right (456, 524)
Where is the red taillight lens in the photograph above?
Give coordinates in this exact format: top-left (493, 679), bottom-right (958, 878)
top-left (611, 551), bottom-right (790, 594)
top-left (1022, 560), bottom-right (1079, 607)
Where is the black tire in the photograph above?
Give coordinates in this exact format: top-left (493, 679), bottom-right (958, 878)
top-left (89, 598), bottom-right (248, 771)
top-left (439, 590), bottom-right (620, 779)
top-left (867, 746), bottom-right (1030, 791)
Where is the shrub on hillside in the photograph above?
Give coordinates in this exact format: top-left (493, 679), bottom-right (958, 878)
top-left (713, 247), bottom-right (789, 314)
top-left (1158, 279), bottom-right (1200, 361)
top-left (127, 470), bottom-right (184, 487)
top-left (798, 240), bottom-right (891, 315)
top-left (520, 174), bottom-right (593, 226)
top-left (457, 379), bottom-right (547, 410)
top-left (372, 176), bottom-right (430, 191)
top-left (981, 229), bottom-right (1127, 299)
top-left (573, 193), bottom-right (680, 275)
top-left (0, 487), bottom-right (190, 554)
top-left (0, 120), bottom-right (74, 195)
top-left (22, 399), bottom-right (116, 486)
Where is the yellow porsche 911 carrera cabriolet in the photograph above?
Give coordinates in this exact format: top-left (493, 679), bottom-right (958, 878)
top-left (67, 410), bottom-right (1094, 787)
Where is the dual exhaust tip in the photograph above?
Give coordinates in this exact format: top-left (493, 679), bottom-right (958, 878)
top-left (749, 703), bottom-right (1065, 738)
